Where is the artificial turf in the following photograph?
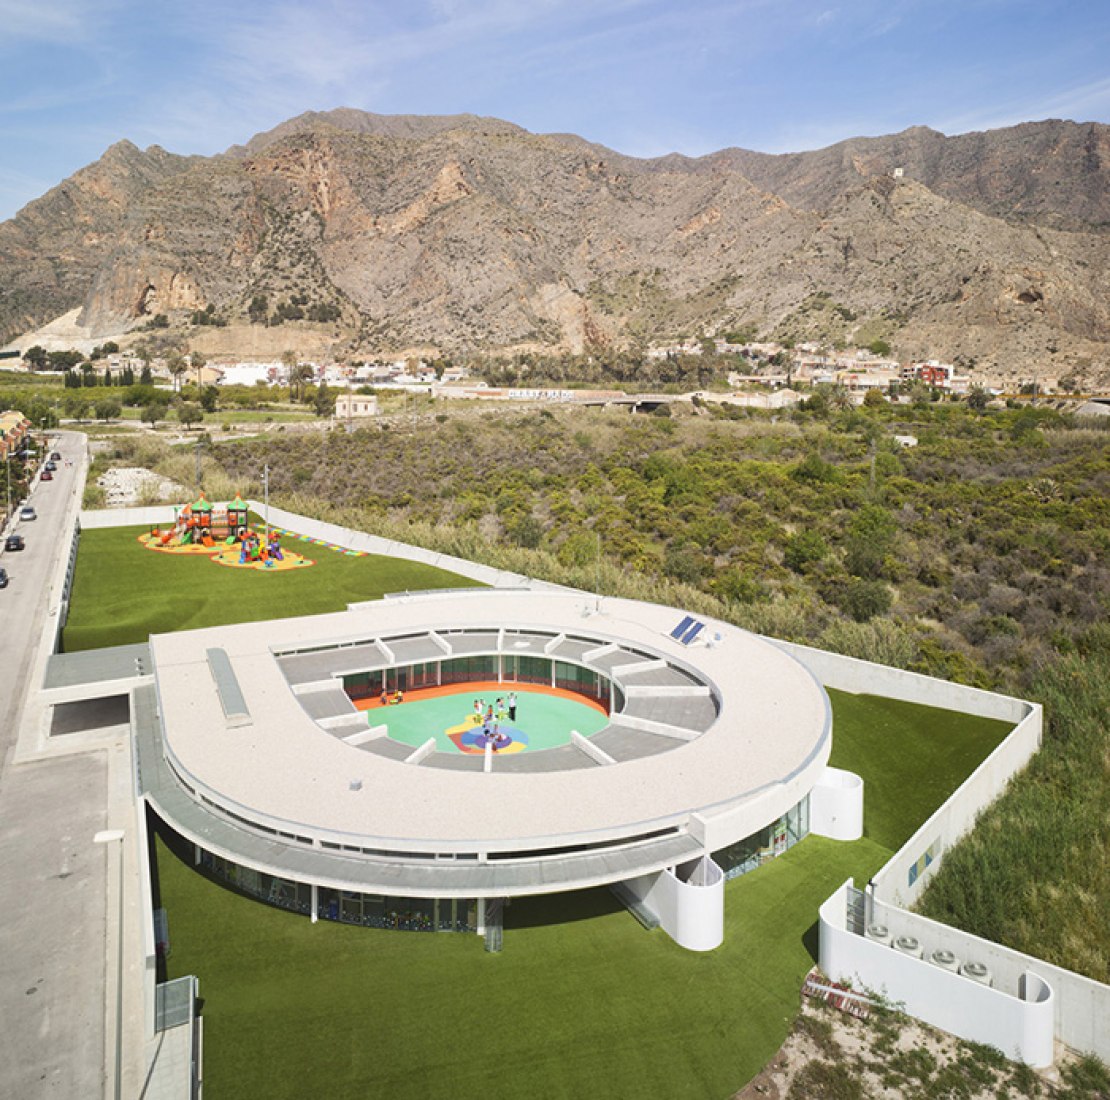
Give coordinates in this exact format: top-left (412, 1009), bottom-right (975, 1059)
top-left (153, 690), bottom-right (1010, 1100)
top-left (61, 523), bottom-right (475, 651)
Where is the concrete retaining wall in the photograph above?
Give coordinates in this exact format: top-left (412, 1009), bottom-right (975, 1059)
top-left (820, 881), bottom-right (1055, 1066)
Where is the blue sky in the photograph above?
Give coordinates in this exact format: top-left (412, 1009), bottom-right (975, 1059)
top-left (1, 0), bottom-right (1108, 221)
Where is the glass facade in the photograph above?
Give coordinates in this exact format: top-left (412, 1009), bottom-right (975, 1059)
top-left (344, 653), bottom-right (612, 713)
top-left (197, 850), bottom-right (476, 932)
top-left (712, 795), bottom-right (810, 881)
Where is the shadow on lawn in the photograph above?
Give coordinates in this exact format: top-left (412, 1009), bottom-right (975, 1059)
top-left (505, 886), bottom-right (624, 929)
top-left (802, 918), bottom-right (820, 967)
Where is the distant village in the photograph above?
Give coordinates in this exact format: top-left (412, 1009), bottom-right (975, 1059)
top-left (6, 336), bottom-right (1102, 421)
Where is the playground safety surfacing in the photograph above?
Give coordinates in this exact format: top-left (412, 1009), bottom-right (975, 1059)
top-left (355, 683), bottom-right (609, 754)
top-left (137, 532), bottom-right (315, 572)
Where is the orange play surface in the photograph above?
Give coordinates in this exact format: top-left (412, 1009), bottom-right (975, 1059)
top-left (352, 680), bottom-right (608, 714)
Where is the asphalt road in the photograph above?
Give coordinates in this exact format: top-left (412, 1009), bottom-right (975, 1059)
top-left (0, 432), bottom-right (114, 1100)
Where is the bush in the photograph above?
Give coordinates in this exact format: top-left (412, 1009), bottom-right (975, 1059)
top-left (838, 578), bottom-right (893, 622)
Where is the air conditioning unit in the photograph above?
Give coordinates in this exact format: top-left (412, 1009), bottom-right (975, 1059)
top-left (960, 961), bottom-right (993, 986)
top-left (865, 923), bottom-right (891, 946)
top-left (929, 948), bottom-right (960, 972)
top-left (893, 935), bottom-right (923, 958)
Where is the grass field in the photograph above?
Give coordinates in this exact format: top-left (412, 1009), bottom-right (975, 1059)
top-left (153, 691), bottom-right (1010, 1100)
top-left (62, 523), bottom-right (474, 651)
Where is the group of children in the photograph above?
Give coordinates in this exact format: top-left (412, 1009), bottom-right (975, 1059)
top-left (379, 688), bottom-right (405, 706)
top-left (472, 692), bottom-right (518, 749)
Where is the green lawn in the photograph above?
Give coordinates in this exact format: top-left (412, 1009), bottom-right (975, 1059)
top-left (154, 690), bottom-right (1011, 1100)
top-left (62, 523), bottom-right (475, 651)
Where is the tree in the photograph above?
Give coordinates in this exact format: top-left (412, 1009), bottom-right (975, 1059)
top-left (839, 578), bottom-right (893, 622)
top-left (312, 382), bottom-right (335, 417)
top-left (862, 388), bottom-right (886, 407)
top-left (166, 354), bottom-right (188, 392)
top-left (967, 387), bottom-right (990, 413)
top-left (868, 338), bottom-right (892, 357)
top-left (63, 393), bottom-right (92, 421)
top-left (139, 365), bottom-right (153, 386)
top-left (176, 402), bottom-right (204, 430)
top-left (94, 398), bottom-right (122, 422)
top-left (189, 350), bottom-right (207, 386)
top-left (200, 385), bottom-right (220, 413)
top-left (844, 503), bottom-right (897, 579)
top-left (24, 346), bottom-right (47, 369)
top-left (248, 294), bottom-right (269, 324)
top-left (47, 349), bottom-right (82, 372)
top-left (141, 401), bottom-right (169, 428)
top-left (103, 366), bottom-right (113, 387)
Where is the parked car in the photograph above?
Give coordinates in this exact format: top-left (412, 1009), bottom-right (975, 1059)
top-left (18, 505), bottom-right (36, 521)
top-left (0, 567), bottom-right (8, 588)
top-left (50, 451), bottom-right (61, 461)
top-left (4, 533), bottom-right (24, 551)
top-left (40, 470), bottom-right (53, 481)
top-left (45, 461), bottom-right (57, 471)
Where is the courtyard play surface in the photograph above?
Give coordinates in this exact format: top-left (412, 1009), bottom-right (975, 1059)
top-left (357, 682), bottom-right (609, 754)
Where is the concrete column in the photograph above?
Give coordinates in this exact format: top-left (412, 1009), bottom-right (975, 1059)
top-left (310, 883), bottom-right (318, 924)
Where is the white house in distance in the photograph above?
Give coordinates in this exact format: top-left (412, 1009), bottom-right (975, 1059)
top-left (334, 393), bottom-right (379, 419)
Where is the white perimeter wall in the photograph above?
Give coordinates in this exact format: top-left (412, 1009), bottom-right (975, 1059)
top-left (780, 641), bottom-right (1109, 1063)
top-left (820, 881), bottom-right (1055, 1066)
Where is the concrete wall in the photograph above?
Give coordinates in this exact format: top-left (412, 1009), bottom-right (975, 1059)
top-left (869, 704), bottom-right (1041, 909)
top-left (133, 795), bottom-right (158, 1040)
top-left (820, 881), bottom-right (1055, 1066)
top-left (809, 767), bottom-right (863, 841)
top-left (793, 643), bottom-right (1109, 1063)
top-left (623, 857), bottom-right (724, 952)
top-left (772, 638), bottom-right (1041, 903)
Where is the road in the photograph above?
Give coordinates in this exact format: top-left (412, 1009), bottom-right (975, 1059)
top-left (0, 432), bottom-right (117, 1100)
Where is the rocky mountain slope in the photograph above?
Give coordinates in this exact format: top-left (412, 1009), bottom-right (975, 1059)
top-left (2, 110), bottom-right (1108, 382)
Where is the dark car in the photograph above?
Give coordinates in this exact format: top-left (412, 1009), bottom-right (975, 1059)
top-left (50, 451), bottom-right (61, 461)
top-left (40, 469), bottom-right (53, 481)
top-left (4, 534), bottom-right (24, 551)
top-left (45, 461), bottom-right (57, 471)
top-left (0, 567), bottom-right (8, 588)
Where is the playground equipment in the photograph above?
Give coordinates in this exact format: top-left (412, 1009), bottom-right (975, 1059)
top-left (142, 496), bottom-right (314, 572)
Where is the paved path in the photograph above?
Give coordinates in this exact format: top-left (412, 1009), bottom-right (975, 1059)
top-left (0, 433), bottom-right (133, 1100)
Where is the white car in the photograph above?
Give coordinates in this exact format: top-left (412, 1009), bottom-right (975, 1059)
top-left (18, 505), bottom-right (36, 521)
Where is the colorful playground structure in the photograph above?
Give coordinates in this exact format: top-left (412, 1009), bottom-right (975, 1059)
top-left (139, 494), bottom-right (314, 572)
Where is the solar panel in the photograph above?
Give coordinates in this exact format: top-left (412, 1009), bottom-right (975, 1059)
top-left (669, 615), bottom-right (695, 639)
top-left (681, 621), bottom-right (705, 645)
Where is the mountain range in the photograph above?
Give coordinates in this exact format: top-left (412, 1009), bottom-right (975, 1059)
top-left (2, 108), bottom-right (1109, 383)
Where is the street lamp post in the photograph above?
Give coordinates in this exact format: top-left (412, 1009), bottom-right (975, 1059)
top-left (263, 463), bottom-right (270, 542)
top-left (94, 829), bottom-right (126, 1100)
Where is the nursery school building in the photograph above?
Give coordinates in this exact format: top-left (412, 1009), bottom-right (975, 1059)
top-left (125, 587), bottom-right (847, 951)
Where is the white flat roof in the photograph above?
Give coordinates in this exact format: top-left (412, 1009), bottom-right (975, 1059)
top-left (150, 590), bottom-right (829, 853)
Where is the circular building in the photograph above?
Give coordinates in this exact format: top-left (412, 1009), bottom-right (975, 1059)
top-left (137, 588), bottom-right (835, 949)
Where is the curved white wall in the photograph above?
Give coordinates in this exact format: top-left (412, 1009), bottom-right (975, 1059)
top-left (809, 766), bottom-right (863, 841)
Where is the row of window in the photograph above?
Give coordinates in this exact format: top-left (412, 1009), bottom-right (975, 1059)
top-left (345, 655), bottom-right (611, 708)
top-left (198, 851), bottom-right (478, 932)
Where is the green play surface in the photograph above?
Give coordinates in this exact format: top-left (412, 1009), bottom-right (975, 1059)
top-left (379, 687), bottom-right (608, 754)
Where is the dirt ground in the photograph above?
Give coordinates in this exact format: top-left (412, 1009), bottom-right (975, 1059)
top-left (732, 971), bottom-right (1091, 1100)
